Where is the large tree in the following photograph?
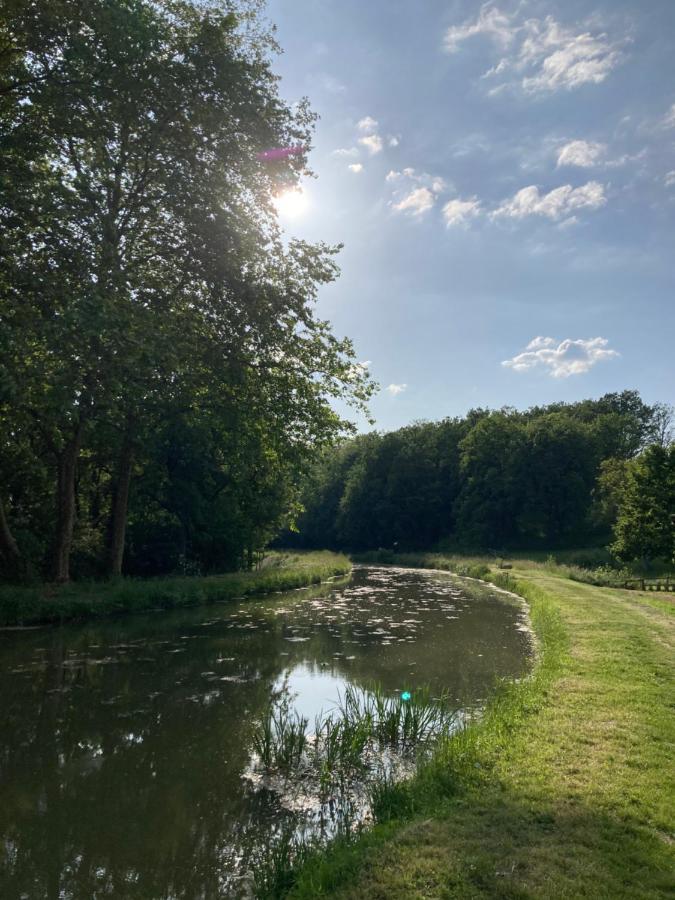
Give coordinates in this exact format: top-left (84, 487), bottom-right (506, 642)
top-left (0, 0), bottom-right (372, 581)
top-left (610, 444), bottom-right (675, 565)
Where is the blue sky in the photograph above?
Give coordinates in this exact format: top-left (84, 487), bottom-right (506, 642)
top-left (265, 0), bottom-right (675, 431)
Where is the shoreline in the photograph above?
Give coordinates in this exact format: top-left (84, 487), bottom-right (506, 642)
top-left (284, 557), bottom-right (674, 899)
top-left (0, 551), bottom-right (352, 628)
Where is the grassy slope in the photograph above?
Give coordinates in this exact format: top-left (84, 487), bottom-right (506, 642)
top-left (289, 562), bottom-right (675, 900)
top-left (0, 551), bottom-right (351, 627)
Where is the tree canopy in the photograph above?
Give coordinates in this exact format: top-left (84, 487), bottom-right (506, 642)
top-left (291, 392), bottom-right (674, 559)
top-left (0, 0), bottom-right (373, 581)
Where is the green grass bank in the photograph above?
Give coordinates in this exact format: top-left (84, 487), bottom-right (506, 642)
top-left (0, 551), bottom-right (351, 627)
top-left (282, 555), bottom-right (674, 900)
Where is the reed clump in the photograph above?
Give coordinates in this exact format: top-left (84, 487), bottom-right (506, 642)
top-left (252, 684), bottom-right (456, 779)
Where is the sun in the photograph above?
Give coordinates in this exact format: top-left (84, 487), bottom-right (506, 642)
top-left (274, 187), bottom-right (308, 219)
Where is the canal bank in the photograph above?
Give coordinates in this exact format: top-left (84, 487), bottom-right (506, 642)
top-left (0, 551), bottom-right (351, 627)
top-left (286, 563), bottom-right (675, 900)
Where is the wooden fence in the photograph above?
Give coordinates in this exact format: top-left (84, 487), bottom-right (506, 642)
top-left (623, 577), bottom-right (673, 592)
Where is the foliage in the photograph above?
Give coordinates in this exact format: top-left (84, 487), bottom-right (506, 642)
top-left (290, 392), bottom-right (669, 555)
top-left (609, 444), bottom-right (675, 565)
top-left (0, 0), bottom-right (373, 582)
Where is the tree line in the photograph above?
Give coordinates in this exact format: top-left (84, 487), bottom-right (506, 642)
top-left (290, 392), bottom-right (674, 564)
top-left (0, 0), bottom-right (372, 582)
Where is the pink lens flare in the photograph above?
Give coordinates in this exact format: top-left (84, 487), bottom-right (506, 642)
top-left (256, 146), bottom-right (307, 161)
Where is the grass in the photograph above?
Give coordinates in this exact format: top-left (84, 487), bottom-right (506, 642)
top-left (273, 554), bottom-right (674, 899)
top-left (353, 549), bottom-right (491, 581)
top-left (0, 550), bottom-right (351, 627)
top-left (252, 685), bottom-right (455, 779)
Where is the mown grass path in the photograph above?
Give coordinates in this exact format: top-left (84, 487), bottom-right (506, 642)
top-left (290, 568), bottom-right (674, 899)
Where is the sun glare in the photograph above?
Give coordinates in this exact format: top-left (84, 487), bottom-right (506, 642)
top-left (274, 187), bottom-right (308, 219)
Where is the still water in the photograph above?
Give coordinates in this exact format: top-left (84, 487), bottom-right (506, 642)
top-left (0, 566), bottom-right (532, 898)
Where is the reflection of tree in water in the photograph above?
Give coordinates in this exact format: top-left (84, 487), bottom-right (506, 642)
top-left (0, 571), bottom-right (531, 898)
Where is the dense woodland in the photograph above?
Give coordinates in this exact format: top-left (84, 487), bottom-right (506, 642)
top-left (0, 0), bottom-right (371, 582)
top-left (289, 392), bottom-right (675, 564)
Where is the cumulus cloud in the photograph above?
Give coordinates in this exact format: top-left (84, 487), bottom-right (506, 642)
top-left (445, 5), bottom-right (626, 94)
top-left (665, 170), bottom-right (675, 187)
top-left (386, 383), bottom-right (407, 396)
top-left (491, 181), bottom-right (606, 221)
top-left (392, 187), bottom-right (435, 217)
top-left (557, 140), bottom-right (606, 167)
top-left (357, 116), bottom-right (379, 132)
top-left (442, 197), bottom-right (482, 227)
top-left (502, 336), bottom-right (619, 378)
top-left (359, 133), bottom-right (384, 155)
top-left (334, 115), bottom-right (393, 159)
top-left (348, 163), bottom-right (364, 173)
top-left (388, 168), bottom-right (447, 217)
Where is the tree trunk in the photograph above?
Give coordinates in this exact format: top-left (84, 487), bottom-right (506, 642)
top-left (0, 494), bottom-right (21, 578)
top-left (52, 425), bottom-right (82, 583)
top-left (108, 429), bottom-right (135, 577)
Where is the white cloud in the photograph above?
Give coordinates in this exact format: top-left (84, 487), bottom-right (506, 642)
top-left (388, 136), bottom-right (400, 147)
top-left (386, 383), bottom-right (407, 396)
top-left (359, 133), bottom-right (384, 155)
top-left (388, 168), bottom-right (447, 217)
top-left (557, 140), bottom-right (606, 167)
top-left (332, 147), bottom-right (359, 158)
top-left (492, 181), bottom-right (606, 221)
top-left (444, 5), bottom-right (517, 53)
top-left (519, 19), bottom-right (624, 93)
top-left (665, 170), bottom-right (675, 187)
top-left (348, 163), bottom-right (364, 173)
top-left (392, 187), bottom-right (436, 217)
top-left (357, 116), bottom-right (379, 132)
top-left (442, 197), bottom-right (482, 227)
top-left (445, 5), bottom-right (626, 94)
top-left (663, 104), bottom-right (675, 128)
top-left (502, 336), bottom-right (619, 378)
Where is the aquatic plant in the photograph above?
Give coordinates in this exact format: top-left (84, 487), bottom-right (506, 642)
top-left (251, 822), bottom-right (316, 899)
top-left (248, 685), bottom-right (458, 897)
top-left (253, 702), bottom-right (308, 772)
top-left (252, 685), bottom-right (457, 787)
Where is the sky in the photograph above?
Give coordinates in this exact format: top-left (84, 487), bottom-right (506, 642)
top-left (264, 0), bottom-right (675, 431)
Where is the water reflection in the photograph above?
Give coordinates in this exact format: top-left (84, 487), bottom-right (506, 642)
top-left (0, 566), bottom-right (532, 898)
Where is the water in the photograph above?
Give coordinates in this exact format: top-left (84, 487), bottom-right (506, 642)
top-left (0, 566), bottom-right (532, 898)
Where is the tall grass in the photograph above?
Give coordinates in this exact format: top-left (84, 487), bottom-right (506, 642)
top-left (352, 550), bottom-right (491, 580)
top-left (0, 551), bottom-right (351, 626)
top-left (252, 685), bottom-right (456, 777)
top-left (249, 684), bottom-right (458, 896)
top-left (355, 548), bottom-right (674, 592)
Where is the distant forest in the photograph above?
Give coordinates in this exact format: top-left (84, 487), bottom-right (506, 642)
top-left (289, 391), bottom-right (675, 561)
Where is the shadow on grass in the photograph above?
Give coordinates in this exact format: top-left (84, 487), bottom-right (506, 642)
top-left (286, 783), bottom-right (673, 900)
